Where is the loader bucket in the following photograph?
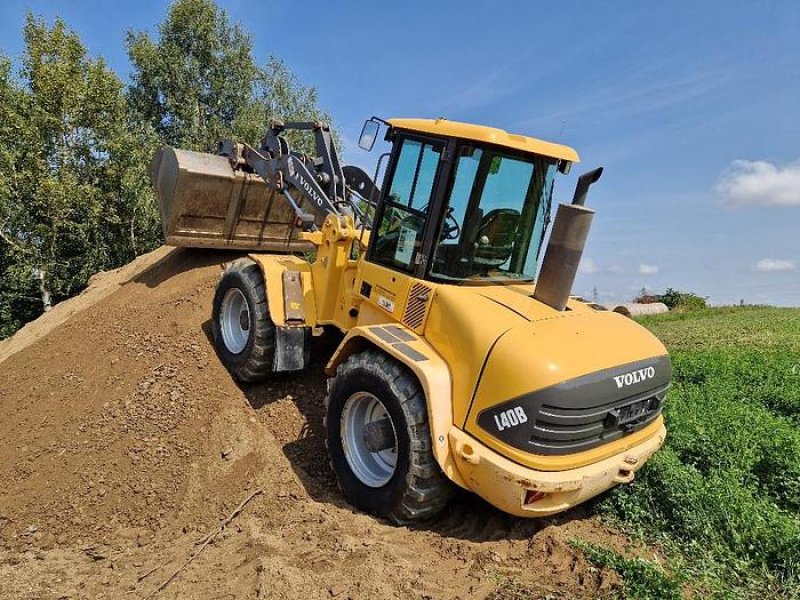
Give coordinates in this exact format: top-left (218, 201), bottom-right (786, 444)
top-left (150, 146), bottom-right (314, 252)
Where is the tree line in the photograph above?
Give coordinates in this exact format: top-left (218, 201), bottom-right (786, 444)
top-left (0, 0), bottom-right (334, 339)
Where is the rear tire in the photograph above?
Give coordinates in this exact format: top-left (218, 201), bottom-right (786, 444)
top-left (325, 349), bottom-right (454, 524)
top-left (212, 258), bottom-right (275, 382)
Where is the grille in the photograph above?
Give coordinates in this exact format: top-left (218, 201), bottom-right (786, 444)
top-left (402, 283), bottom-right (432, 330)
top-left (528, 388), bottom-right (666, 454)
top-left (476, 355), bottom-right (671, 457)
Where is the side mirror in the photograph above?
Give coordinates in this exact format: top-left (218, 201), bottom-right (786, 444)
top-left (358, 118), bottom-right (380, 151)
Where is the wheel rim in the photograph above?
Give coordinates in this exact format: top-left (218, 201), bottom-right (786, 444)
top-left (341, 392), bottom-right (398, 488)
top-left (219, 288), bottom-right (251, 354)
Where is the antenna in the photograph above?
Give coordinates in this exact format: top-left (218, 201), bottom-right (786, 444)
top-left (553, 119), bottom-right (567, 141)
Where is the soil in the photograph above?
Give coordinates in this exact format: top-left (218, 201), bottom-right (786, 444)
top-left (0, 247), bottom-right (649, 599)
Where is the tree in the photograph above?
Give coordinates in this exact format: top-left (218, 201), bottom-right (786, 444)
top-left (0, 1), bottom-right (337, 340)
top-left (239, 55), bottom-right (338, 153)
top-left (126, 0), bottom-right (336, 153)
top-left (0, 16), bottom-right (161, 337)
top-left (0, 54), bottom-right (42, 336)
top-left (126, 0), bottom-right (257, 151)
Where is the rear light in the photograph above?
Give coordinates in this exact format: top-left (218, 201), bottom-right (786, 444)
top-left (524, 490), bottom-right (548, 505)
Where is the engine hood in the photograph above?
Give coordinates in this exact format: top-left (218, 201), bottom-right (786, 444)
top-left (423, 285), bottom-right (530, 427)
top-left (469, 283), bottom-right (569, 322)
top-left (422, 282), bottom-right (667, 439)
top-left (462, 308), bottom-right (670, 470)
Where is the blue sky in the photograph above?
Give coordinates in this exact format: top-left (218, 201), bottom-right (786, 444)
top-left (1, 1), bottom-right (798, 305)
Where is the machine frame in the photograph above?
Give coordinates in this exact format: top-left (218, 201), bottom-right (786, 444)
top-left (150, 117), bottom-right (670, 522)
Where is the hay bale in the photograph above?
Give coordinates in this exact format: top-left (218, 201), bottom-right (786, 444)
top-left (611, 302), bottom-right (669, 317)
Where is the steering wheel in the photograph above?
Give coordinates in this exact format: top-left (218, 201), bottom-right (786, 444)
top-left (441, 206), bottom-right (461, 241)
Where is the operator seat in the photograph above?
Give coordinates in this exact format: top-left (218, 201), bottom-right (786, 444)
top-left (473, 208), bottom-right (521, 268)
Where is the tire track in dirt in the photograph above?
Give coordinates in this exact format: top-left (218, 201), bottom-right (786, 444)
top-left (0, 247), bottom-right (634, 599)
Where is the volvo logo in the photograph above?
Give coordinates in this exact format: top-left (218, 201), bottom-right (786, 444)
top-left (295, 173), bottom-right (324, 207)
top-left (613, 366), bottom-right (656, 389)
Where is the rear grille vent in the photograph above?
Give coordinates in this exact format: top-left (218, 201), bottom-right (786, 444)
top-left (402, 283), bottom-right (432, 330)
top-left (476, 355), bottom-right (671, 457)
top-left (529, 391), bottom-right (665, 455)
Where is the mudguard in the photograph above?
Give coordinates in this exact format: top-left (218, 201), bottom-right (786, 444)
top-left (246, 254), bottom-right (316, 327)
top-left (247, 254), bottom-right (316, 372)
top-left (326, 324), bottom-right (467, 489)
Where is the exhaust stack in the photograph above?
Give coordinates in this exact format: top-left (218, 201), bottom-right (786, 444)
top-left (533, 168), bottom-right (603, 311)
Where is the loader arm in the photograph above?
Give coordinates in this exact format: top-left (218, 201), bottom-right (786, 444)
top-left (225, 141), bottom-right (342, 230)
top-left (262, 121), bottom-right (347, 202)
top-left (219, 121), bottom-right (346, 231)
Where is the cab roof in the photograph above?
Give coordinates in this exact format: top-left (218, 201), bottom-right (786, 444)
top-left (387, 118), bottom-right (580, 163)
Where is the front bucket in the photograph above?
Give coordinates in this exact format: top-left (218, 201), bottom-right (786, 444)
top-left (150, 146), bottom-right (313, 252)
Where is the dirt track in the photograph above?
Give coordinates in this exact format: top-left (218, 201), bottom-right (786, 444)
top-left (0, 247), bottom-right (636, 599)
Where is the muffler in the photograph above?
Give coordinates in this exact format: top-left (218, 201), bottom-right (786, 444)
top-left (533, 168), bottom-right (602, 311)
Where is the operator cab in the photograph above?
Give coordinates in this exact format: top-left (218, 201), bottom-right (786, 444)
top-left (359, 118), bottom-right (578, 285)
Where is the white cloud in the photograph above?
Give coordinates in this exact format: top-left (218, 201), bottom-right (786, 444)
top-left (717, 159), bottom-right (800, 207)
top-left (578, 260), bottom-right (657, 276)
top-left (639, 264), bottom-right (659, 275)
top-left (754, 258), bottom-right (796, 273)
top-left (578, 258), bottom-right (599, 274)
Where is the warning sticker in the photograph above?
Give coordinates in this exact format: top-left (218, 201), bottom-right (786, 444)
top-left (394, 225), bottom-right (416, 266)
top-left (377, 295), bottom-right (395, 313)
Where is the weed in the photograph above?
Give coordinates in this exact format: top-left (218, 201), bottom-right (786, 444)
top-left (597, 307), bottom-right (800, 598)
top-left (574, 540), bottom-right (683, 600)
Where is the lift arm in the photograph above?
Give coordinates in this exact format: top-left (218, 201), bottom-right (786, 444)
top-left (218, 122), bottom-right (345, 230)
top-left (215, 121), bottom-right (381, 232)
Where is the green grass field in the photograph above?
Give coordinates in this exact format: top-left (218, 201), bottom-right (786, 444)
top-left (593, 307), bottom-right (800, 599)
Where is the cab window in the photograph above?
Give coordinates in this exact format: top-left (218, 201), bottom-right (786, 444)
top-left (430, 143), bottom-right (556, 282)
top-left (371, 137), bottom-right (443, 271)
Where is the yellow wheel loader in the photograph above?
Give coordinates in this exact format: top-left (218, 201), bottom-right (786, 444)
top-left (151, 117), bottom-right (670, 523)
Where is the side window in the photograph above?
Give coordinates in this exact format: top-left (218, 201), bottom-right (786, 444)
top-left (523, 166), bottom-right (555, 272)
top-left (446, 148), bottom-right (482, 228)
top-left (372, 137), bottom-right (443, 271)
top-left (387, 140), bottom-right (441, 211)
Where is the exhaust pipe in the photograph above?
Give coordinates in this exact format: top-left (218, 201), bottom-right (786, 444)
top-left (571, 167), bottom-right (603, 206)
top-left (533, 168), bottom-right (603, 311)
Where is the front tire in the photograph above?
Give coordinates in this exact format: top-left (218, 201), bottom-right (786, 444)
top-left (212, 258), bottom-right (275, 382)
top-left (325, 349), bottom-right (454, 524)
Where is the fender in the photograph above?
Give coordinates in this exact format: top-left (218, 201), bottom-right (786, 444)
top-left (246, 253), bottom-right (317, 327)
top-left (326, 324), bottom-right (467, 489)
top-left (247, 253), bottom-right (317, 371)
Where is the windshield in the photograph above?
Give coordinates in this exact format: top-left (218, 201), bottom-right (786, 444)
top-left (429, 144), bottom-right (556, 283)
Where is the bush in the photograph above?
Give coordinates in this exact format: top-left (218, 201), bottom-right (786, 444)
top-left (575, 541), bottom-right (684, 600)
top-left (658, 288), bottom-right (707, 310)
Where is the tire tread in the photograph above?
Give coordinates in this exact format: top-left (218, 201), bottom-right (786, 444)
top-left (325, 348), bottom-right (454, 524)
top-left (212, 258), bottom-right (275, 382)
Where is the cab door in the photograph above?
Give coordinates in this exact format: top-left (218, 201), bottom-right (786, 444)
top-left (358, 133), bottom-right (452, 322)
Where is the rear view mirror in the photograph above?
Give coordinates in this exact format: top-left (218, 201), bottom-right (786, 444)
top-left (358, 118), bottom-right (380, 151)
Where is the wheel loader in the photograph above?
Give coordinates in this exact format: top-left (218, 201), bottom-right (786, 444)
top-left (150, 117), bottom-right (670, 522)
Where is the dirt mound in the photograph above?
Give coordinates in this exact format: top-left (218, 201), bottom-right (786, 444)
top-left (0, 246), bottom-right (174, 366)
top-left (0, 247), bottom-right (638, 599)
